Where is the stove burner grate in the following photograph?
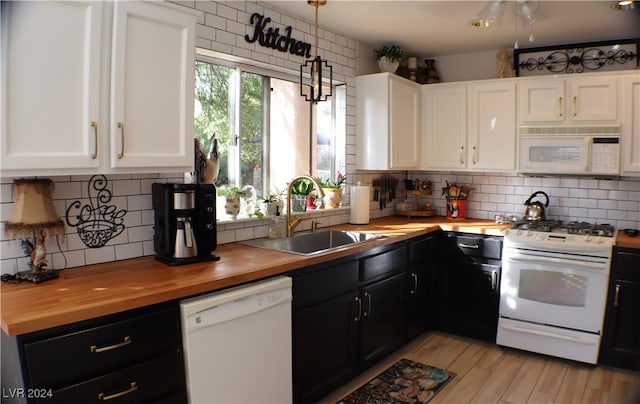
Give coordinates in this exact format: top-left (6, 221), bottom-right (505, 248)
top-left (565, 222), bottom-right (615, 237)
top-left (511, 220), bottom-right (615, 237)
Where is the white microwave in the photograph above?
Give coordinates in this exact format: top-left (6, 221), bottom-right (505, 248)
top-left (518, 126), bottom-right (620, 176)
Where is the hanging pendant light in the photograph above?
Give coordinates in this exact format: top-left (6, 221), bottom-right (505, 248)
top-left (300, 0), bottom-right (333, 103)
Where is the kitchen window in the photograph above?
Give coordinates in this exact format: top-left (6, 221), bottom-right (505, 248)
top-left (194, 55), bottom-right (345, 216)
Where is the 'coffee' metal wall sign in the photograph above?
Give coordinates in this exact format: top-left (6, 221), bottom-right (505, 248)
top-left (245, 13), bottom-right (312, 58)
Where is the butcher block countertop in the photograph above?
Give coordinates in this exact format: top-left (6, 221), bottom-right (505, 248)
top-left (616, 231), bottom-right (640, 249)
top-left (0, 216), bottom-right (515, 336)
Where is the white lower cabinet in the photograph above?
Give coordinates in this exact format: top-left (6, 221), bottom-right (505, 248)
top-left (1, 1), bottom-right (197, 177)
top-left (421, 79), bottom-right (516, 172)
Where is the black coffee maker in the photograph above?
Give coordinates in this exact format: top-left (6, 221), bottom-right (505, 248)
top-left (152, 183), bottom-right (218, 265)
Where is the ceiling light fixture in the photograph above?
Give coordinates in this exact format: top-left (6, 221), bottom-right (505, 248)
top-left (611, 0), bottom-right (636, 10)
top-left (468, 0), bottom-right (507, 27)
top-left (300, 0), bottom-right (333, 103)
top-left (469, 1), bottom-right (539, 49)
top-left (469, 0), bottom-right (539, 28)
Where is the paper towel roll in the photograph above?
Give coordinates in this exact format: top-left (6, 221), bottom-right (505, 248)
top-left (349, 184), bottom-right (370, 224)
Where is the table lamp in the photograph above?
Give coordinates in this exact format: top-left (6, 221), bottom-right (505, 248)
top-left (5, 178), bottom-right (65, 283)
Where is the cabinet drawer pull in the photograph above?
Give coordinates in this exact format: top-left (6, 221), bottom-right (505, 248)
top-left (117, 122), bottom-right (125, 159)
top-left (91, 121), bottom-right (98, 159)
top-left (98, 382), bottom-right (137, 401)
top-left (90, 336), bottom-right (131, 353)
top-left (614, 284), bottom-right (621, 307)
top-left (354, 296), bottom-right (362, 322)
top-left (458, 243), bottom-right (479, 249)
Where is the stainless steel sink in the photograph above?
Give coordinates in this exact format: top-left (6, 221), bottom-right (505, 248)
top-left (240, 230), bottom-right (382, 256)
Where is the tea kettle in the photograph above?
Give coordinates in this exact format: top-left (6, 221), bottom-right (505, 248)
top-left (523, 191), bottom-right (549, 221)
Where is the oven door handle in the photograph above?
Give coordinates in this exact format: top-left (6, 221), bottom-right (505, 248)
top-left (500, 323), bottom-right (597, 345)
top-left (505, 253), bottom-right (606, 271)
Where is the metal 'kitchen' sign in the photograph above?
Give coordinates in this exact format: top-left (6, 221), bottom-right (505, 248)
top-left (245, 13), bottom-right (311, 59)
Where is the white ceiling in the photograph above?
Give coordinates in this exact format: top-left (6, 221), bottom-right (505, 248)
top-left (265, 1), bottom-right (640, 57)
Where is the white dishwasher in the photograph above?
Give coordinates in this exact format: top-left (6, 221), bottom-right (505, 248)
top-left (180, 276), bottom-right (292, 404)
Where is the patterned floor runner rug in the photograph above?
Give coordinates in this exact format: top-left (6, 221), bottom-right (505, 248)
top-left (336, 358), bottom-right (456, 404)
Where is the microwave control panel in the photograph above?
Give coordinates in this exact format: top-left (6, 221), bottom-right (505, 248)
top-left (591, 137), bottom-right (620, 174)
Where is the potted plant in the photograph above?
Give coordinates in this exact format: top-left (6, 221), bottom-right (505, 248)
top-left (290, 179), bottom-right (314, 212)
top-left (259, 187), bottom-right (285, 216)
top-left (373, 44), bottom-right (404, 73)
top-left (217, 186), bottom-right (247, 219)
top-left (315, 172), bottom-right (346, 209)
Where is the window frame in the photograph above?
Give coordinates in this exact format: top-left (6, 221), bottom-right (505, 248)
top-left (194, 48), bottom-right (345, 217)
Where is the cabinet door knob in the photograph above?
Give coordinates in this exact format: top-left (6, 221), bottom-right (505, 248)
top-left (117, 122), bottom-right (125, 159)
top-left (91, 121), bottom-right (98, 159)
top-left (90, 335), bottom-right (131, 353)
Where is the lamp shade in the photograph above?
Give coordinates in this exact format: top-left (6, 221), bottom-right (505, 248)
top-left (5, 178), bottom-right (65, 239)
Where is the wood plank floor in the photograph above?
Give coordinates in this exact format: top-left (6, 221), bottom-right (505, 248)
top-left (318, 331), bottom-right (640, 404)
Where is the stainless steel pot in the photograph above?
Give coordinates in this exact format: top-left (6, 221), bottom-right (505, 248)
top-left (523, 191), bottom-right (549, 221)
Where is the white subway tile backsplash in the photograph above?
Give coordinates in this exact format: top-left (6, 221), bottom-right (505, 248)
top-left (115, 243), bottom-right (143, 261)
top-left (113, 180), bottom-right (141, 196)
top-left (128, 225), bottom-right (153, 243)
top-left (588, 189), bottom-right (608, 199)
top-left (85, 246), bottom-right (116, 266)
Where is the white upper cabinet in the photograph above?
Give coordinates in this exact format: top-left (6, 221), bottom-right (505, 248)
top-left (468, 80), bottom-right (517, 171)
top-left (1, 1), bottom-right (198, 177)
top-left (421, 83), bottom-right (467, 170)
top-left (1, 1), bottom-right (102, 173)
top-left (620, 72), bottom-right (640, 176)
top-left (109, 1), bottom-right (195, 170)
top-left (421, 79), bottom-right (516, 172)
top-left (356, 73), bottom-right (420, 170)
top-left (519, 75), bottom-right (618, 124)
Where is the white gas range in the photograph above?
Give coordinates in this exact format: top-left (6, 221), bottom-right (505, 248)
top-left (497, 220), bottom-right (615, 364)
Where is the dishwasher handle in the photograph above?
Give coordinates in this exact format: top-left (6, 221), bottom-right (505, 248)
top-left (184, 287), bottom-right (292, 332)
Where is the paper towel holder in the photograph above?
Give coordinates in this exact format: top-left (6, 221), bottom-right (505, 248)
top-left (349, 181), bottom-right (370, 225)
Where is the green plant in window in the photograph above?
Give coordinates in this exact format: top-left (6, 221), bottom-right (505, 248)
top-left (216, 186), bottom-right (247, 197)
top-left (290, 179), bottom-right (314, 195)
top-left (314, 172), bottom-right (346, 189)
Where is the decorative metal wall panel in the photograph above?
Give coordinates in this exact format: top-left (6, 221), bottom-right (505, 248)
top-left (514, 39), bottom-right (639, 77)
